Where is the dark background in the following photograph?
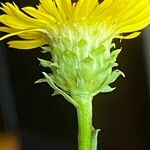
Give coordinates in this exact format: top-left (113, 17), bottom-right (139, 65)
top-left (0, 0), bottom-right (150, 150)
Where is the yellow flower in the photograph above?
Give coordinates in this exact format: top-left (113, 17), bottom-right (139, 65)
top-left (0, 0), bottom-right (149, 97)
top-left (1, 2), bottom-right (149, 149)
top-left (0, 0), bottom-right (149, 49)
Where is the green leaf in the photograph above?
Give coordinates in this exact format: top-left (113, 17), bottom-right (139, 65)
top-left (91, 128), bottom-right (100, 150)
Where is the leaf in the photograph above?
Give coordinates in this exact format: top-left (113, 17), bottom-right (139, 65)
top-left (91, 128), bottom-right (100, 150)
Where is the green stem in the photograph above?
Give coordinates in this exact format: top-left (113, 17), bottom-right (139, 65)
top-left (76, 97), bottom-right (93, 150)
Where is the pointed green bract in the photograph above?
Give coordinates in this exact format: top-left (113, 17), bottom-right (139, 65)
top-left (38, 38), bottom-right (123, 100)
top-left (36, 28), bottom-right (124, 150)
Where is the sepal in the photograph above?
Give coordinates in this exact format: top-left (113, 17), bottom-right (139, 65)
top-left (98, 69), bottom-right (125, 93)
top-left (38, 40), bottom-right (124, 99)
top-left (99, 85), bottom-right (116, 93)
top-left (41, 46), bottom-right (51, 53)
top-left (38, 58), bottom-right (59, 68)
top-left (39, 72), bottom-right (78, 107)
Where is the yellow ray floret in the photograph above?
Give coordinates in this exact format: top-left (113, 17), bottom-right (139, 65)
top-left (8, 39), bottom-right (47, 49)
top-left (0, 0), bottom-right (149, 49)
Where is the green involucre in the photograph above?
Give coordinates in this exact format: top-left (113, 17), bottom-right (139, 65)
top-left (37, 37), bottom-right (124, 103)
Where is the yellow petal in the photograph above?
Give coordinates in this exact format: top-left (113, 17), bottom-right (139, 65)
top-left (8, 39), bottom-right (47, 49)
top-left (0, 0), bottom-right (149, 52)
top-left (0, 15), bottom-right (33, 29)
top-left (0, 29), bottom-right (46, 41)
top-left (91, 0), bottom-right (150, 34)
top-left (0, 26), bottom-right (18, 33)
top-left (39, 0), bottom-right (61, 20)
top-left (0, 3), bottom-right (35, 28)
top-left (0, 3), bottom-right (52, 30)
top-left (0, 26), bottom-right (44, 40)
top-left (55, 0), bottom-right (73, 18)
top-left (116, 32), bottom-right (141, 39)
top-left (22, 6), bottom-right (56, 23)
top-left (74, 0), bottom-right (98, 20)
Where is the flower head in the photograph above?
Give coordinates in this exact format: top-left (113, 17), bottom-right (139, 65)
top-left (0, 0), bottom-right (149, 49)
top-left (0, 0), bottom-right (149, 102)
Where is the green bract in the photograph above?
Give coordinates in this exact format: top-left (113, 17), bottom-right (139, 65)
top-left (36, 36), bottom-right (124, 105)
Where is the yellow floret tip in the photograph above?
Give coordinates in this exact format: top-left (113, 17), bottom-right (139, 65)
top-left (0, 0), bottom-right (149, 49)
